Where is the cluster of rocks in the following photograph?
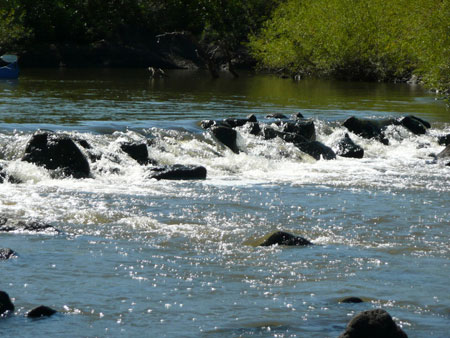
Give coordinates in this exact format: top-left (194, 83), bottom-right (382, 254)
top-left (0, 131), bottom-right (207, 182)
top-left (0, 291), bottom-right (56, 319)
top-left (1, 114), bottom-right (449, 185)
top-left (202, 113), bottom-right (450, 164)
top-left (201, 112), bottom-right (337, 160)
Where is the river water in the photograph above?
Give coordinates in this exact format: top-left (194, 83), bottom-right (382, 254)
top-left (0, 69), bottom-right (449, 337)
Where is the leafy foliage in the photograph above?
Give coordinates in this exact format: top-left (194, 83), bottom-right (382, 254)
top-left (249, 0), bottom-right (449, 91)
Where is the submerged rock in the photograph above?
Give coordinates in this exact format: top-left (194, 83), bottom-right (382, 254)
top-left (339, 297), bottom-right (364, 304)
top-left (266, 113), bottom-right (288, 119)
top-left (0, 219), bottom-right (60, 233)
top-left (0, 248), bottom-right (17, 260)
top-left (295, 141), bottom-right (336, 160)
top-left (210, 126), bottom-right (240, 154)
top-left (149, 164), bottom-right (207, 180)
top-left (0, 291), bottom-right (14, 316)
top-left (26, 305), bottom-right (57, 318)
top-left (342, 116), bottom-right (393, 145)
top-left (339, 309), bottom-right (408, 338)
top-left (120, 142), bottom-right (157, 165)
top-left (398, 115), bottom-right (430, 135)
top-left (336, 134), bottom-right (364, 158)
top-left (22, 132), bottom-right (90, 178)
top-left (259, 231), bottom-right (312, 247)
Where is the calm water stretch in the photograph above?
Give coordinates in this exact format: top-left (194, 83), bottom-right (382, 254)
top-left (0, 69), bottom-right (449, 337)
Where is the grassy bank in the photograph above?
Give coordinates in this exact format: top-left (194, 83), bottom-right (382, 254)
top-left (249, 0), bottom-right (449, 94)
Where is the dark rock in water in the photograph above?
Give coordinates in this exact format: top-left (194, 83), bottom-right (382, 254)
top-left (0, 291), bottom-right (14, 316)
top-left (259, 231), bottom-right (312, 247)
top-left (262, 127), bottom-right (307, 144)
top-left (342, 116), bottom-right (394, 145)
top-left (437, 144), bottom-right (450, 159)
top-left (438, 134), bottom-right (450, 146)
top-left (292, 112), bottom-right (305, 120)
top-left (200, 119), bottom-right (231, 130)
top-left (262, 127), bottom-right (279, 140)
top-left (281, 120), bottom-right (316, 141)
top-left (339, 309), bottom-right (408, 338)
top-left (295, 141), bottom-right (336, 160)
top-left (0, 248), bottom-right (17, 260)
top-left (200, 119), bottom-right (218, 130)
top-left (27, 305), bottom-right (57, 318)
top-left (120, 142), bottom-right (157, 165)
top-left (22, 132), bottom-right (90, 179)
top-left (247, 114), bottom-right (257, 123)
top-left (74, 138), bottom-right (92, 149)
top-left (336, 134), bottom-right (364, 158)
top-left (340, 297), bottom-right (364, 304)
top-left (398, 115), bottom-right (430, 135)
top-left (149, 164), bottom-right (207, 180)
top-left (211, 126), bottom-right (240, 154)
top-left (266, 113), bottom-right (288, 119)
top-left (224, 118), bottom-right (251, 128)
top-left (247, 122), bottom-right (261, 136)
top-left (0, 219), bottom-right (60, 233)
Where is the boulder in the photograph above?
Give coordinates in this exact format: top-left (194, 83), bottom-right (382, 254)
top-left (246, 122), bottom-right (261, 136)
top-left (0, 291), bottom-right (14, 316)
top-left (398, 115), bottom-right (430, 135)
top-left (280, 120), bottom-right (316, 141)
top-left (210, 126), bottom-right (240, 154)
top-left (292, 112), bottom-right (305, 120)
top-left (340, 297), bottom-right (364, 304)
top-left (149, 164), bottom-right (207, 180)
top-left (246, 114), bottom-right (257, 123)
top-left (26, 305), bottom-right (57, 318)
top-left (295, 141), bottom-right (336, 160)
top-left (259, 231), bottom-right (312, 247)
top-left (336, 134), bottom-right (364, 158)
top-left (339, 309), bottom-right (408, 338)
top-left (22, 132), bottom-right (90, 178)
top-left (120, 142), bottom-right (156, 165)
top-left (438, 134), bottom-right (450, 146)
top-left (342, 117), bottom-right (394, 145)
top-left (0, 248), bottom-right (17, 260)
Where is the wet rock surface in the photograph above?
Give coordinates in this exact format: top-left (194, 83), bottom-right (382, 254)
top-left (336, 134), bottom-right (364, 158)
top-left (339, 309), bottom-right (408, 338)
top-left (120, 142), bottom-right (157, 165)
top-left (149, 165), bottom-right (207, 180)
top-left (339, 297), bottom-right (364, 304)
top-left (22, 132), bottom-right (90, 178)
top-left (26, 305), bottom-right (57, 318)
top-left (0, 218), bottom-right (60, 233)
top-left (0, 248), bottom-right (17, 260)
top-left (0, 291), bottom-right (14, 316)
top-left (259, 231), bottom-right (313, 247)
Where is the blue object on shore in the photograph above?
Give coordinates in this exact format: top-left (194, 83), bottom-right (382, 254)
top-left (0, 55), bottom-right (19, 79)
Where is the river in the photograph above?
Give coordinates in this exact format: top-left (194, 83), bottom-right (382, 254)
top-left (0, 69), bottom-right (449, 337)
